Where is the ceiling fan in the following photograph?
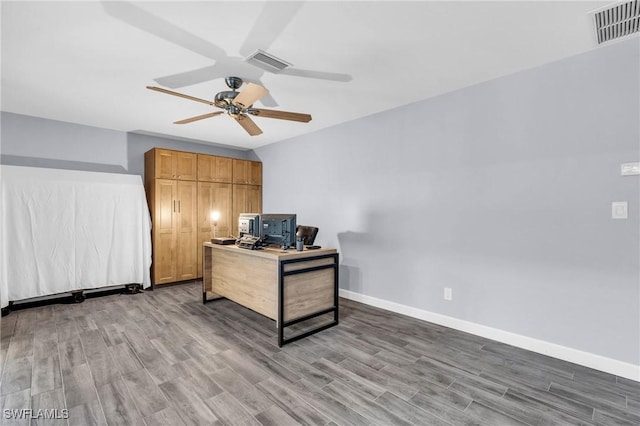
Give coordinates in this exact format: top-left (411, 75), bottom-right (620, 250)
top-left (147, 77), bottom-right (311, 136)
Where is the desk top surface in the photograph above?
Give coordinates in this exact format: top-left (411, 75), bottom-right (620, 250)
top-left (204, 242), bottom-right (337, 261)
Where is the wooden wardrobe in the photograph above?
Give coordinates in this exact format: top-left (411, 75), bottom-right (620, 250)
top-left (145, 148), bottom-right (262, 285)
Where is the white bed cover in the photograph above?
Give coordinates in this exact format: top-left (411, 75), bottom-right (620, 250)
top-left (0, 165), bottom-right (152, 307)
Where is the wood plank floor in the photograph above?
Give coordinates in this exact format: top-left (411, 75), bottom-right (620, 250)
top-left (1, 282), bottom-right (638, 425)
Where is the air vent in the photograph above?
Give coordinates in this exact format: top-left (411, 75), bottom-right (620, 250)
top-left (244, 49), bottom-right (292, 73)
top-left (593, 0), bottom-right (640, 44)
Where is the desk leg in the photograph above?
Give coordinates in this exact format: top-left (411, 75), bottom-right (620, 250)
top-left (202, 245), bottom-right (223, 304)
top-left (203, 245), bottom-right (210, 304)
top-left (278, 253), bottom-right (339, 347)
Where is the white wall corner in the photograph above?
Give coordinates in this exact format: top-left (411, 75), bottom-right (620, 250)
top-left (339, 289), bottom-right (640, 382)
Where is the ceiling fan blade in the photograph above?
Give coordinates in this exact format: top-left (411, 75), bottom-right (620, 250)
top-left (102, 2), bottom-right (226, 60)
top-left (251, 108), bottom-right (312, 123)
top-left (155, 65), bottom-right (221, 89)
top-left (174, 111), bottom-right (224, 124)
top-left (238, 2), bottom-right (304, 57)
top-left (252, 79), bottom-right (279, 107)
top-left (234, 115), bottom-right (263, 136)
top-left (147, 86), bottom-right (214, 105)
top-left (280, 68), bottom-right (353, 82)
top-left (232, 82), bottom-right (269, 109)
top-left (156, 62), bottom-right (255, 89)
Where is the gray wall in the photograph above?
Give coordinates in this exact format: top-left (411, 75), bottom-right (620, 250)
top-left (255, 38), bottom-right (640, 365)
top-left (0, 111), bottom-right (250, 176)
top-left (1, 112), bottom-right (129, 173)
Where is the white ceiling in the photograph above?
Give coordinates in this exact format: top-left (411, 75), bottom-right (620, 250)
top-left (1, 1), bottom-right (613, 150)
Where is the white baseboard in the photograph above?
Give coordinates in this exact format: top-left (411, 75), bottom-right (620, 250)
top-left (339, 289), bottom-right (640, 382)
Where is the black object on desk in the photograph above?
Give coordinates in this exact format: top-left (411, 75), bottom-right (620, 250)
top-left (296, 225), bottom-right (319, 245)
top-left (211, 237), bottom-right (236, 245)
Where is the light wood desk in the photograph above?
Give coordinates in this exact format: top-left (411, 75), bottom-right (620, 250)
top-left (202, 243), bottom-right (339, 346)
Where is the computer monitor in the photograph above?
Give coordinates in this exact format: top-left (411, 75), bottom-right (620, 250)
top-left (296, 226), bottom-right (318, 245)
top-left (261, 214), bottom-right (297, 249)
top-left (238, 213), bottom-right (261, 238)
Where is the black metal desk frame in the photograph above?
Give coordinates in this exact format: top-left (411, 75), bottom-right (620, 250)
top-left (278, 253), bottom-right (339, 347)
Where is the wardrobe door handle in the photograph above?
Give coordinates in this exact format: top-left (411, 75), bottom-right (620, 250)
top-left (173, 200), bottom-right (176, 212)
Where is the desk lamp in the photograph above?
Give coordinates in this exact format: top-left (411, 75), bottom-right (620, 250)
top-left (210, 210), bottom-right (220, 239)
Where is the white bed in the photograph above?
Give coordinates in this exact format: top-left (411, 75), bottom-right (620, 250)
top-left (0, 165), bottom-right (152, 308)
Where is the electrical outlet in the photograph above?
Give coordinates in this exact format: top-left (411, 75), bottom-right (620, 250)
top-left (444, 287), bottom-right (453, 301)
top-left (612, 201), bottom-right (628, 219)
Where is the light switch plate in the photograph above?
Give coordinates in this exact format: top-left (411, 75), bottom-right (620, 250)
top-left (612, 201), bottom-right (628, 219)
top-left (444, 287), bottom-right (452, 301)
top-left (621, 162), bottom-right (640, 176)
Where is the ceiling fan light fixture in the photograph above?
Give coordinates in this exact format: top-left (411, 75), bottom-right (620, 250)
top-left (228, 105), bottom-right (242, 117)
top-left (244, 49), bottom-right (292, 73)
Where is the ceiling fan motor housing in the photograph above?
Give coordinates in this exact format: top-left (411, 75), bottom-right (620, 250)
top-left (214, 90), bottom-right (239, 109)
